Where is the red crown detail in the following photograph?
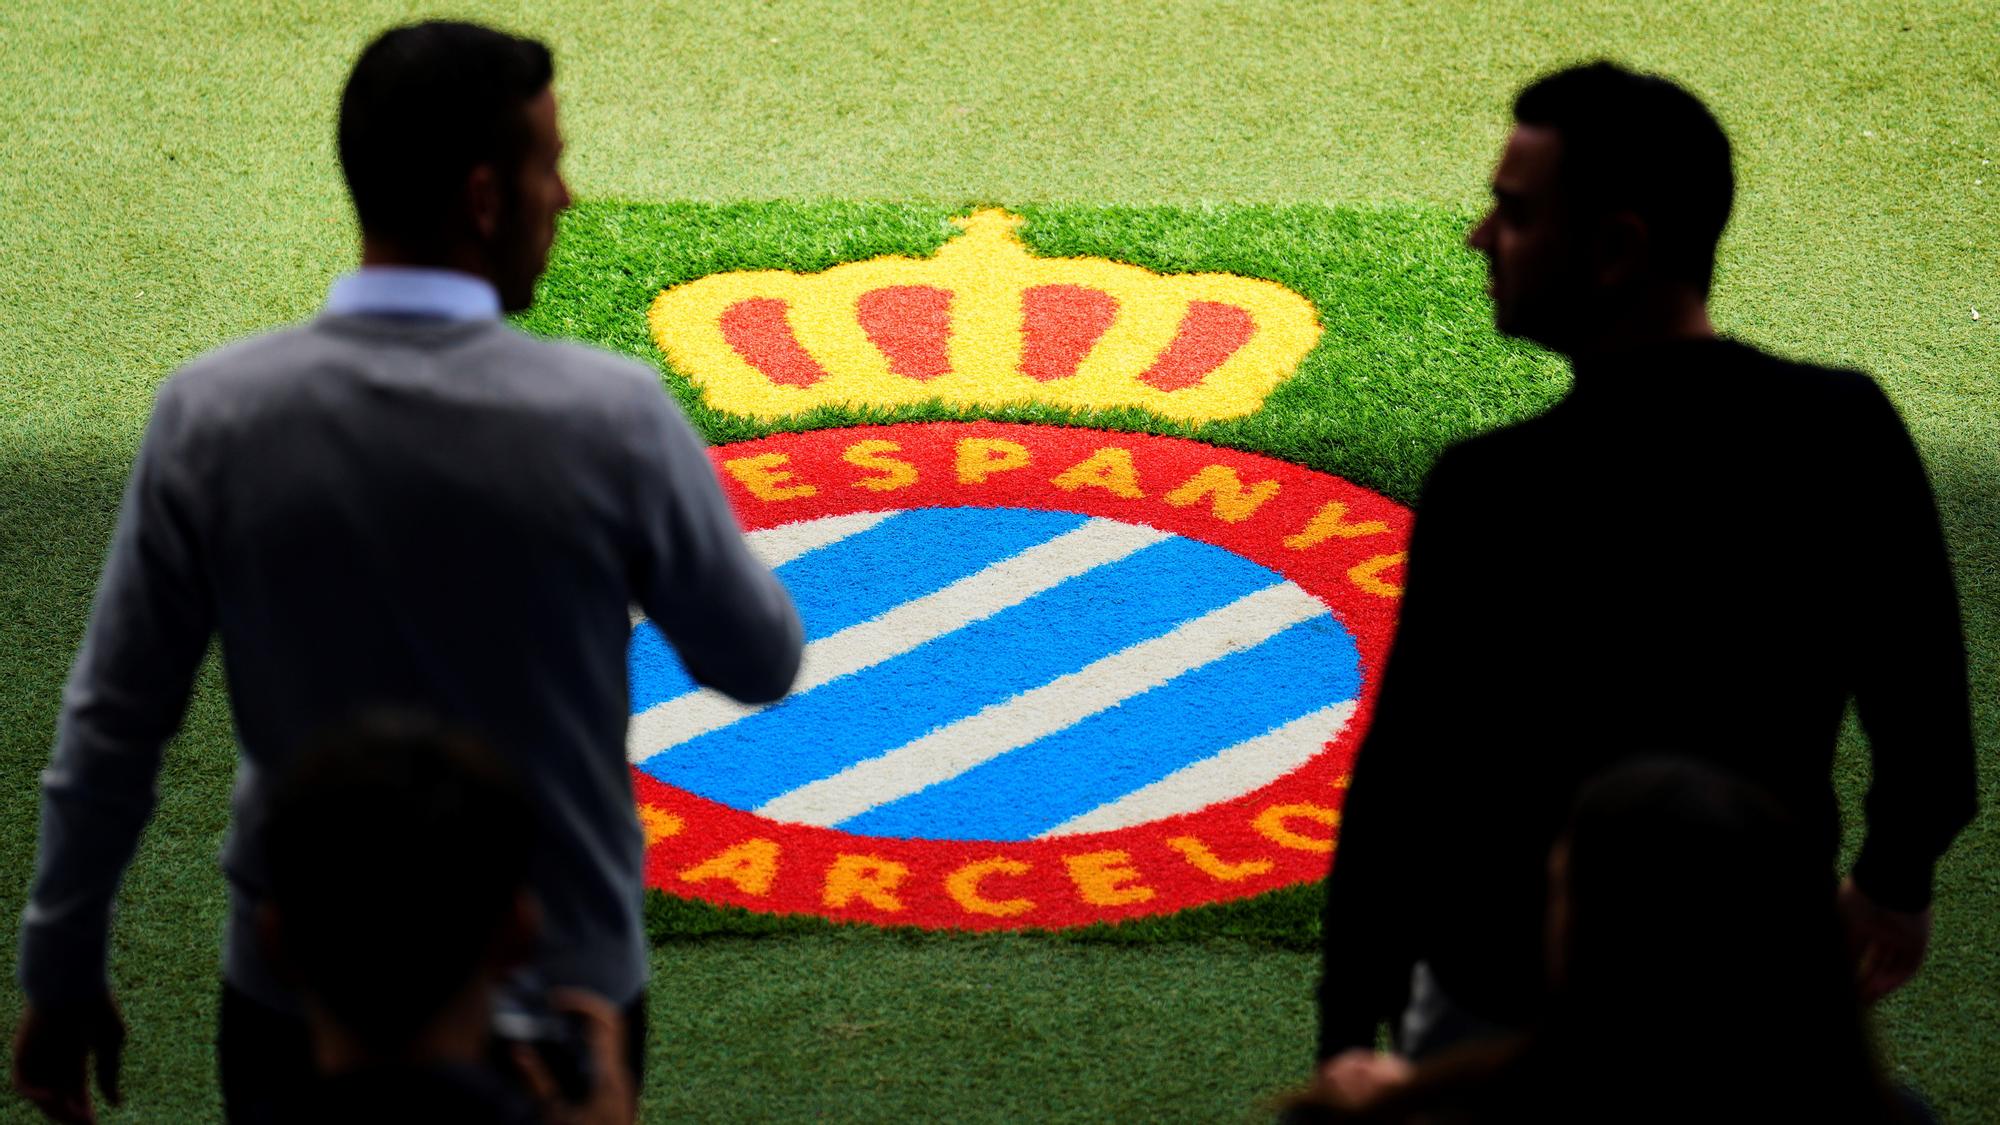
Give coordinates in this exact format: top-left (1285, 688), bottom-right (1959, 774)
top-left (648, 210), bottom-right (1322, 424)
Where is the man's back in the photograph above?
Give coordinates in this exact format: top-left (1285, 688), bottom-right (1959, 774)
top-left (1318, 338), bottom-right (1974, 1049)
top-left (30, 311), bottom-right (801, 1015)
top-left (195, 316), bottom-right (646, 762)
top-left (1404, 339), bottom-right (1896, 832)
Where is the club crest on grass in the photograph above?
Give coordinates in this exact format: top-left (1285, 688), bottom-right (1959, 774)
top-left (627, 422), bottom-right (1409, 928)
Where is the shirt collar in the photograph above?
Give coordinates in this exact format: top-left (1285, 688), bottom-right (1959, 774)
top-left (1566, 335), bottom-right (1739, 402)
top-left (324, 267), bottom-right (502, 321)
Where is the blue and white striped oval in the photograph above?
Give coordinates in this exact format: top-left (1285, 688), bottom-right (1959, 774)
top-left (627, 507), bottom-right (1360, 841)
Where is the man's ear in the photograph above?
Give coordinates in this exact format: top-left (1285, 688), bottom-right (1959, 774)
top-left (1592, 211), bottom-right (1650, 289)
top-left (464, 164), bottom-right (503, 242)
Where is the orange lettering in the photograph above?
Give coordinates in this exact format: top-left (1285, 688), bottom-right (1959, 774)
top-left (1284, 501), bottom-right (1390, 550)
top-left (842, 439), bottom-right (919, 492)
top-left (638, 805), bottom-right (684, 847)
top-left (945, 858), bottom-right (1035, 917)
top-left (723, 453), bottom-right (818, 501)
top-left (1052, 447), bottom-right (1143, 499)
top-left (1063, 850), bottom-right (1156, 906)
top-left (1165, 836), bottom-right (1274, 882)
top-left (678, 838), bottom-right (781, 895)
top-left (1252, 803), bottom-right (1340, 853)
top-left (1347, 552), bottom-right (1407, 597)
top-left (822, 854), bottom-right (909, 912)
top-left (955, 437), bottom-right (1032, 485)
top-left (1163, 465), bottom-right (1280, 523)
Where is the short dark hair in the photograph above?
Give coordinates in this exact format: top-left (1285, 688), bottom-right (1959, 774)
top-left (1514, 61), bottom-right (1734, 296)
top-left (264, 711), bottom-right (537, 1052)
top-left (337, 21), bottom-right (554, 252)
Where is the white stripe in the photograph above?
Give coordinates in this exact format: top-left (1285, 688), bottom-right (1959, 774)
top-left (632, 511), bottom-right (896, 626)
top-left (746, 510), bottom-right (898, 569)
top-left (626, 518), bottom-right (1169, 763)
top-left (1038, 699), bottom-right (1358, 837)
top-left (754, 582), bottom-right (1329, 825)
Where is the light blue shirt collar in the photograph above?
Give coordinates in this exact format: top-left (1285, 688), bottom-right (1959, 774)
top-left (324, 266), bottom-right (502, 321)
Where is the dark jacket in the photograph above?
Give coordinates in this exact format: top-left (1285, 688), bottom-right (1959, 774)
top-left (1316, 338), bottom-right (1977, 1057)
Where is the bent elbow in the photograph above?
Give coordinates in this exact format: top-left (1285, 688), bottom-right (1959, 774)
top-left (733, 640), bottom-right (802, 705)
top-left (721, 604), bottom-right (804, 705)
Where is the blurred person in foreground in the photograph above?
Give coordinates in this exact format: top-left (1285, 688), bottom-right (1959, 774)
top-left (262, 714), bottom-right (630, 1125)
top-left (12, 20), bottom-right (801, 1124)
top-left (1316, 61), bottom-right (1975, 1065)
top-left (1297, 759), bottom-right (1930, 1124)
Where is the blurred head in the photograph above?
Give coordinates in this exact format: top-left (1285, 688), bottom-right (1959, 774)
top-left (1466, 62), bottom-right (1733, 354)
top-left (1542, 758), bottom-right (1891, 1118)
top-left (262, 711), bottom-right (538, 1058)
top-left (1283, 760), bottom-right (1900, 1125)
top-left (1550, 758), bottom-right (1841, 999)
top-left (337, 21), bottom-right (570, 311)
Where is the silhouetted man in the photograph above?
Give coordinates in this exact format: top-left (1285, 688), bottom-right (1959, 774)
top-left (1316, 62), bottom-right (1976, 1064)
top-left (12, 21), bottom-right (801, 1123)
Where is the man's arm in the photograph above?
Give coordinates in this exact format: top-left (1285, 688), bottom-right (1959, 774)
top-left (1316, 710), bottom-right (1416, 1059)
top-left (18, 380), bottom-right (215, 1006)
top-left (625, 388), bottom-right (802, 705)
top-left (1841, 378), bottom-right (1977, 915)
top-left (1317, 450), bottom-right (1476, 1059)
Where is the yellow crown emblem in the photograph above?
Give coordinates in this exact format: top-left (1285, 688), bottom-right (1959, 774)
top-left (647, 209), bottom-right (1322, 425)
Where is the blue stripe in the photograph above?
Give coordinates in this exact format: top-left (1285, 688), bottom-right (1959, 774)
top-left (836, 616), bottom-right (1359, 841)
top-left (778, 508), bottom-right (1090, 641)
top-left (628, 623), bottom-right (698, 712)
top-left (636, 535), bottom-right (1284, 808)
top-left (627, 507), bottom-right (1088, 711)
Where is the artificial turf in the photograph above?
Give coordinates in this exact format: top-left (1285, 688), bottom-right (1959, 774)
top-left (525, 200), bottom-right (1561, 510)
top-left (2, 1), bottom-right (1995, 1121)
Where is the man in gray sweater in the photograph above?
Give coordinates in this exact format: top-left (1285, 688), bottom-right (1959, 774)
top-left (11, 21), bottom-right (802, 1123)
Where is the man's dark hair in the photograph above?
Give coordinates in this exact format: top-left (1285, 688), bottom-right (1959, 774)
top-left (337, 21), bottom-right (554, 253)
top-left (1514, 61), bottom-right (1734, 296)
top-left (264, 710), bottom-right (537, 1052)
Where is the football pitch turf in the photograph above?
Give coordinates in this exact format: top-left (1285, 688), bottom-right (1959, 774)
top-left (3, 2), bottom-right (1996, 1120)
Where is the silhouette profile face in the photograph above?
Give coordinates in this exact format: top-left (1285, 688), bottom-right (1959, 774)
top-left (1467, 125), bottom-right (1584, 352)
top-left (477, 88), bottom-right (571, 314)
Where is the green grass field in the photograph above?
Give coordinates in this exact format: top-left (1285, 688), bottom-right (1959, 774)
top-left (3, 2), bottom-right (1995, 1121)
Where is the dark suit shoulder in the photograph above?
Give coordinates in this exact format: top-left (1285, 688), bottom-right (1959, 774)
top-left (1709, 338), bottom-right (1885, 411)
top-left (1415, 408), bottom-right (1566, 502)
top-left (1724, 347), bottom-right (1917, 472)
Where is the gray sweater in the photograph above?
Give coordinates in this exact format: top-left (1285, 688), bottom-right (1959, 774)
top-left (19, 313), bottom-right (803, 1011)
